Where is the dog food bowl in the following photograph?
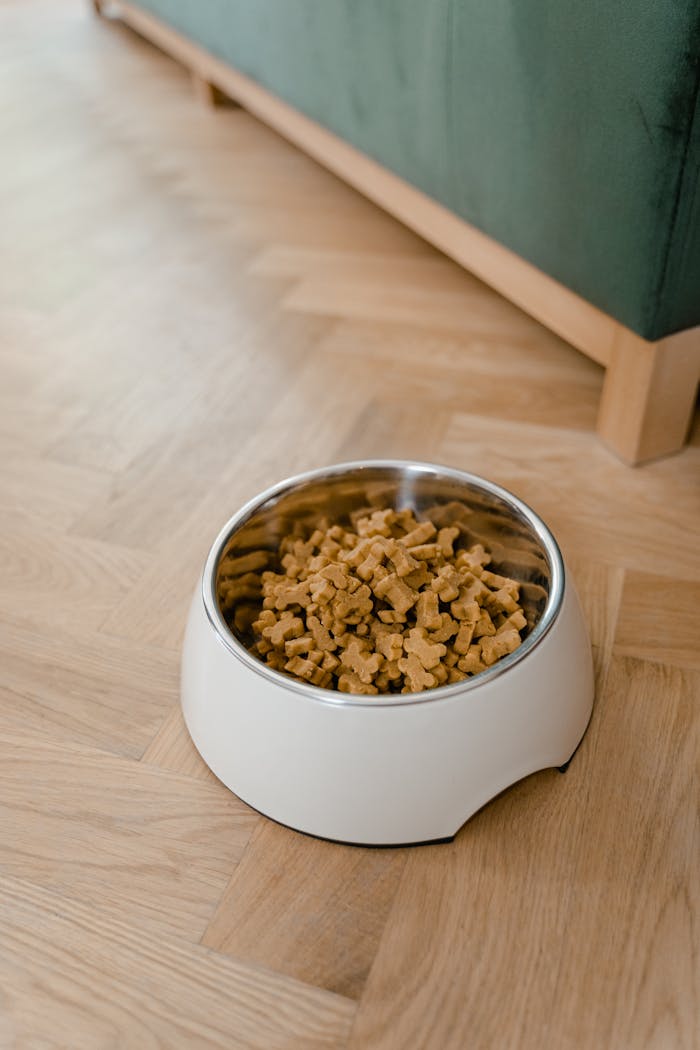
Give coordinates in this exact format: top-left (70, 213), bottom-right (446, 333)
top-left (181, 461), bottom-right (594, 845)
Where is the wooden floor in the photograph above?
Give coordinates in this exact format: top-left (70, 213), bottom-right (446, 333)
top-left (1, 3), bottom-right (698, 1047)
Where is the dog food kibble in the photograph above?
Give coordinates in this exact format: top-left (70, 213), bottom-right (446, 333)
top-left (218, 507), bottom-right (528, 694)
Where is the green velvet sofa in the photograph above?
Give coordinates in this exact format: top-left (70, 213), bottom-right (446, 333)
top-left (99, 0), bottom-right (700, 463)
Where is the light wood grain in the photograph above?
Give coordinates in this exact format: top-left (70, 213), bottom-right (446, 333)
top-left (614, 572), bottom-right (700, 671)
top-left (0, 618), bottom-right (178, 757)
top-left (0, 3), bottom-right (698, 1045)
top-left (564, 557), bottom-right (625, 687)
top-left (0, 735), bottom-right (256, 941)
top-left (348, 658), bottom-right (699, 1050)
top-left (142, 703), bottom-right (223, 783)
top-left (598, 325), bottom-right (700, 464)
top-left (203, 821), bottom-right (408, 999)
top-left (0, 874), bottom-right (355, 1050)
top-left (0, 526), bottom-right (149, 636)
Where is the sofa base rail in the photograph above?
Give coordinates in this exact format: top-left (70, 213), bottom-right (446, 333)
top-left (95, 0), bottom-right (699, 465)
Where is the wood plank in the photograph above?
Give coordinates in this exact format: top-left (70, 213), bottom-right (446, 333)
top-left (614, 571), bottom-right (700, 671)
top-left (0, 526), bottom-right (149, 636)
top-left (0, 736), bottom-right (257, 942)
top-left (318, 315), bottom-right (600, 382)
top-left (564, 557), bottom-right (625, 688)
top-left (142, 703), bottom-right (222, 784)
top-left (348, 658), bottom-right (699, 1049)
top-left (0, 452), bottom-right (114, 532)
top-left (0, 873), bottom-right (355, 1050)
top-left (0, 618), bottom-right (178, 758)
top-left (203, 820), bottom-right (408, 1000)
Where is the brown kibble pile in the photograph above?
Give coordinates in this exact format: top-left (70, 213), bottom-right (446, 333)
top-left (219, 507), bottom-right (527, 695)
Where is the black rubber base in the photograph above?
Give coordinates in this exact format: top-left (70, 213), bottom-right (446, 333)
top-left (557, 735), bottom-right (585, 773)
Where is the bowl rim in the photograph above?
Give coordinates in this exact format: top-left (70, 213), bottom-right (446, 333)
top-left (201, 460), bottom-right (565, 708)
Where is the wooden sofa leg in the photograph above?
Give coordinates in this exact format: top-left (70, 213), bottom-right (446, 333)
top-left (597, 326), bottom-right (700, 464)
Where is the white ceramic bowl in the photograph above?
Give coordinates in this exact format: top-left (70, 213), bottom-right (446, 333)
top-left (181, 461), bottom-right (594, 845)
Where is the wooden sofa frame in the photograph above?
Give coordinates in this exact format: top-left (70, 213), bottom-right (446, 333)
top-left (96, 0), bottom-right (700, 465)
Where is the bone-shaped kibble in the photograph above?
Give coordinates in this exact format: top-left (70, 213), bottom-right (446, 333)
top-left (340, 537), bottom-right (374, 569)
top-left (429, 613), bottom-right (459, 643)
top-left (386, 539), bottom-right (420, 578)
top-left (507, 609), bottom-right (527, 631)
top-left (377, 609), bottom-right (407, 625)
top-left (480, 624), bottom-right (522, 666)
top-left (372, 572), bottom-right (419, 615)
top-left (473, 609), bottom-right (496, 638)
top-left (340, 638), bottom-right (383, 684)
top-left (401, 520), bottom-right (437, 548)
top-left (457, 644), bottom-right (487, 675)
top-left (308, 576), bottom-right (336, 605)
top-left (450, 579), bottom-right (488, 619)
top-left (265, 649), bottom-right (287, 671)
top-left (307, 554), bottom-right (330, 574)
top-left (436, 526), bottom-right (460, 557)
top-left (237, 503), bottom-right (527, 696)
top-left (271, 579), bottom-right (312, 610)
top-left (403, 628), bottom-right (447, 670)
top-left (484, 587), bottom-right (520, 616)
top-left (450, 594), bottom-right (481, 621)
top-left (252, 609), bottom-right (277, 634)
top-left (453, 621), bottom-right (475, 655)
top-left (356, 508), bottom-right (397, 538)
top-left (264, 612), bottom-right (305, 648)
top-left (398, 653), bottom-right (436, 692)
top-left (481, 570), bottom-right (520, 597)
top-left (375, 631), bottom-right (404, 662)
top-left (338, 672), bottom-right (379, 695)
top-left (281, 553), bottom-right (305, 578)
top-left (402, 564), bottom-right (431, 590)
top-left (319, 563), bottom-right (349, 589)
top-left (321, 651), bottom-right (340, 673)
top-left (357, 540), bottom-right (389, 581)
top-left (455, 544), bottom-right (491, 572)
top-left (409, 543), bottom-right (442, 562)
top-left (307, 614), bottom-right (337, 651)
top-left (431, 565), bottom-right (462, 603)
top-left (285, 635), bottom-right (314, 657)
top-left (285, 653), bottom-right (329, 687)
top-left (333, 584), bottom-right (374, 621)
top-left (288, 531), bottom-right (324, 562)
top-left (432, 663), bottom-right (449, 686)
top-left (415, 590), bottom-right (442, 631)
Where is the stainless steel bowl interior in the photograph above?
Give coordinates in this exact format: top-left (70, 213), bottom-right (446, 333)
top-left (204, 461), bottom-right (564, 704)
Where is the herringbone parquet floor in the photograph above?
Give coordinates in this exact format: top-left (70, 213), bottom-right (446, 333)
top-left (1, 3), bottom-right (698, 1048)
